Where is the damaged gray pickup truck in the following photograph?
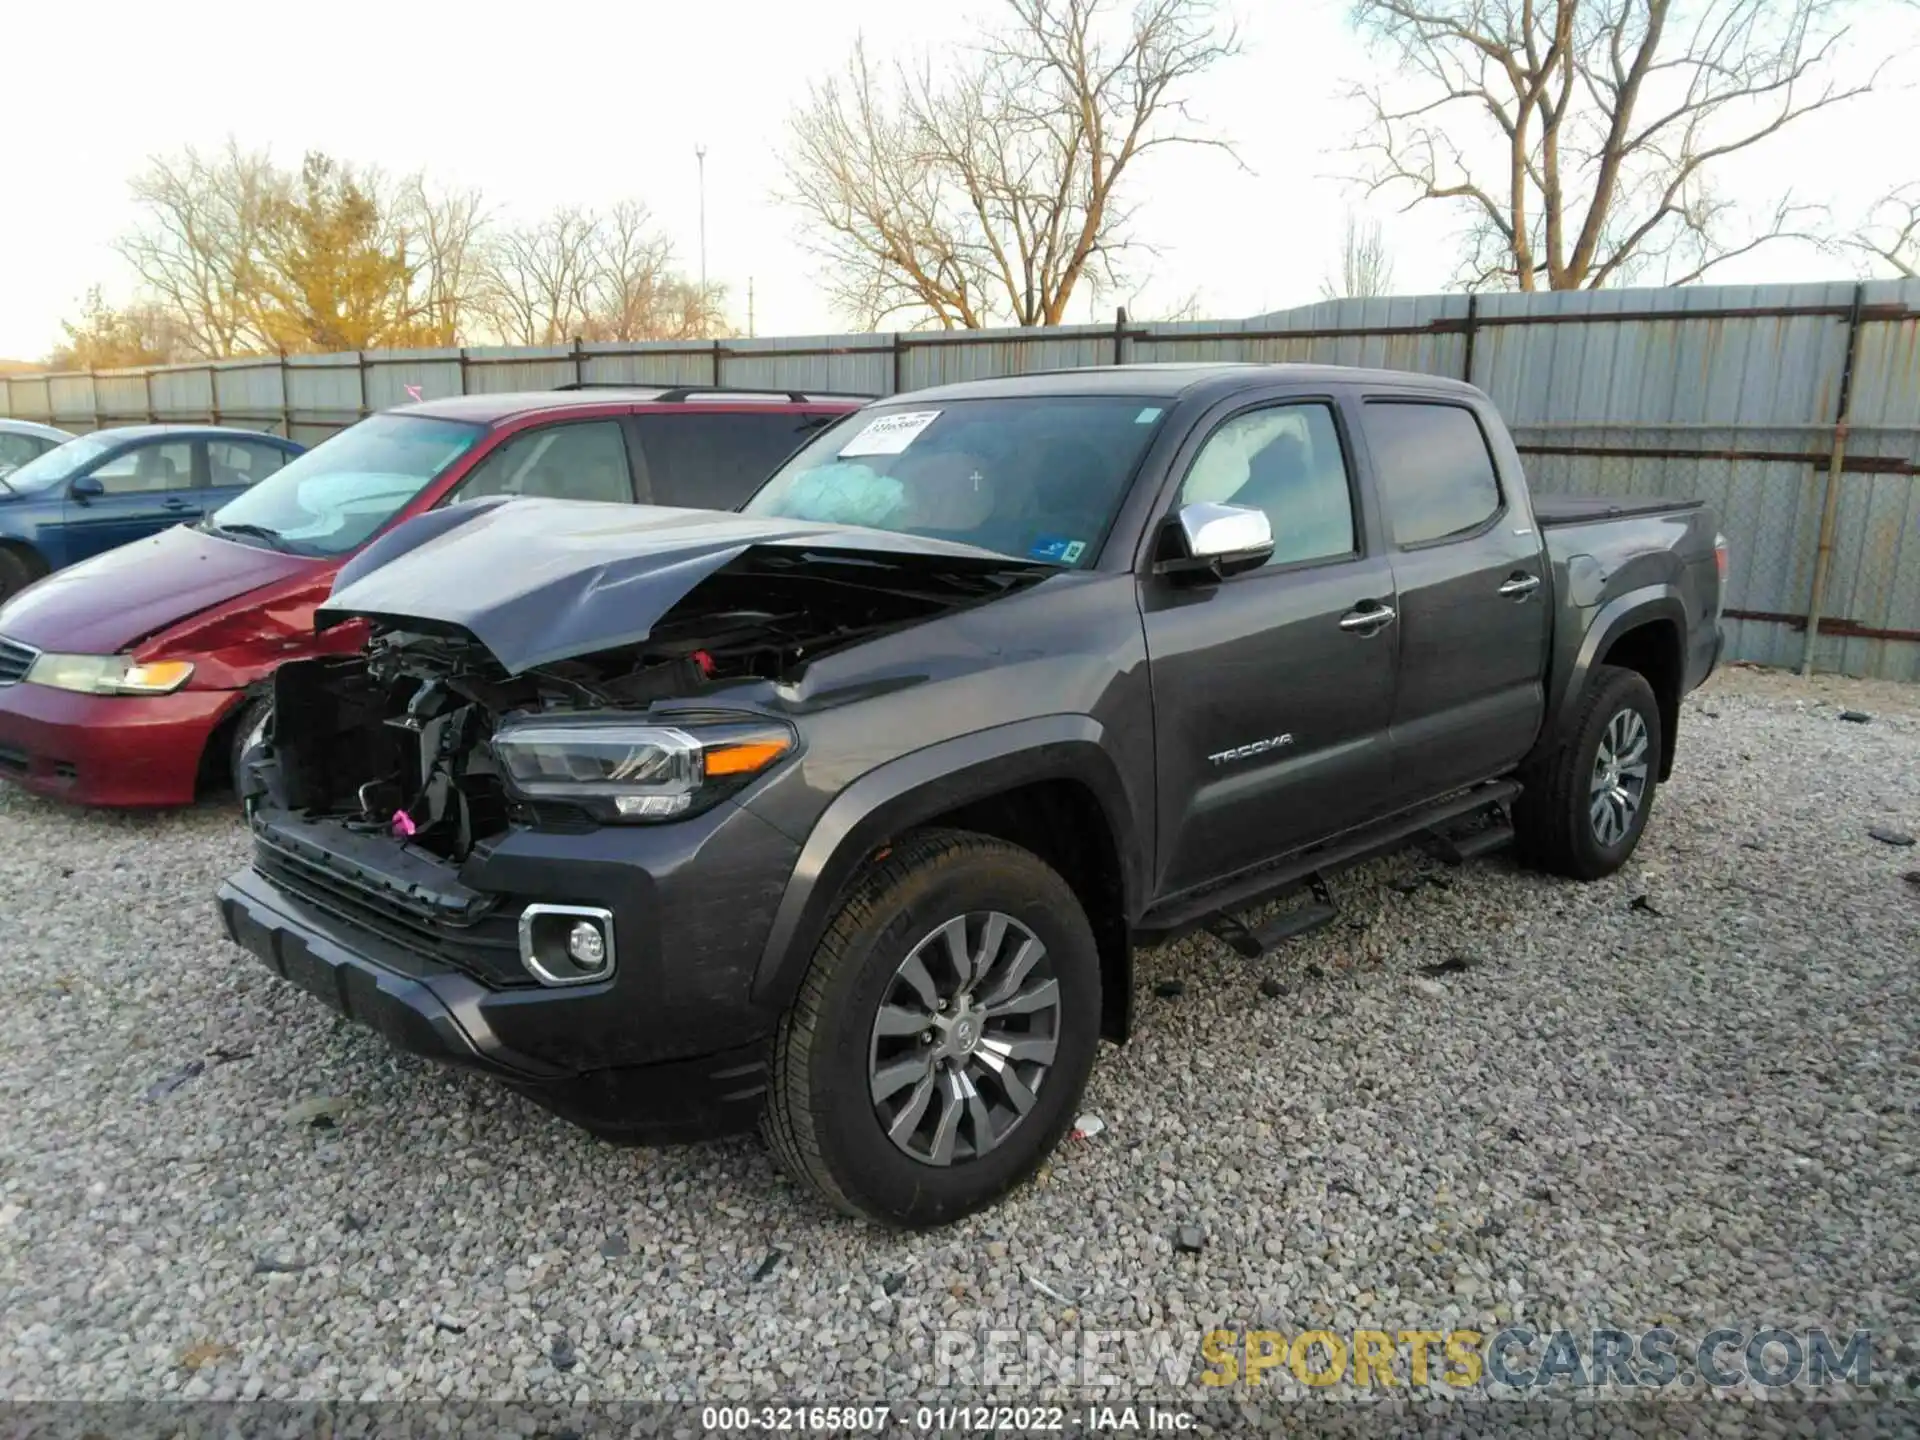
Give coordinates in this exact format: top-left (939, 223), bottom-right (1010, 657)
top-left (218, 364), bottom-right (1725, 1226)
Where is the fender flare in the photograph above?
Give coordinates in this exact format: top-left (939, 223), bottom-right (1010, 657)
top-left (1548, 582), bottom-right (1687, 748)
top-left (750, 714), bottom-right (1144, 1009)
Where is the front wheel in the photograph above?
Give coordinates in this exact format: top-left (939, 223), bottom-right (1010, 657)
top-left (762, 828), bottom-right (1102, 1227)
top-left (1515, 663), bottom-right (1663, 880)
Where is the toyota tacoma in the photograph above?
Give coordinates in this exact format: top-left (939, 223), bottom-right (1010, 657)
top-left (217, 364), bottom-right (1725, 1227)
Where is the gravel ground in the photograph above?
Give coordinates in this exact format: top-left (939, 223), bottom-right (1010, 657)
top-left (1, 665), bottom-right (1917, 1412)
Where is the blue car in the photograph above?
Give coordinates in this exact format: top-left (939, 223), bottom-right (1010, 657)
top-left (0, 425), bottom-right (305, 600)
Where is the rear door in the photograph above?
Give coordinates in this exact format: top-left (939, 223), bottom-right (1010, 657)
top-left (630, 409), bottom-right (842, 510)
top-left (1142, 392), bottom-right (1400, 897)
top-left (1358, 397), bottom-right (1549, 805)
top-left (59, 438), bottom-right (200, 560)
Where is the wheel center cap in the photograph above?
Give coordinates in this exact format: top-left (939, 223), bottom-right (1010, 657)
top-left (951, 1015), bottom-right (979, 1053)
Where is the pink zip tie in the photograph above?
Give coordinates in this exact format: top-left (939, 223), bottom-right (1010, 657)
top-left (391, 810), bottom-right (417, 838)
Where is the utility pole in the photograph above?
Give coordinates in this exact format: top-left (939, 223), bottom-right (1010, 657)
top-left (694, 144), bottom-right (708, 299)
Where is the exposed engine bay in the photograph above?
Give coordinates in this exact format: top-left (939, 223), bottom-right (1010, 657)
top-left (256, 547), bottom-right (1049, 863)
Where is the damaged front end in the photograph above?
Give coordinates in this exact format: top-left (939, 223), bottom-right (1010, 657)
top-left (239, 512), bottom-right (1054, 992)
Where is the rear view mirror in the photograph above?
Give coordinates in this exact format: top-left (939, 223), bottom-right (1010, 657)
top-left (70, 475), bottom-right (105, 502)
top-left (1157, 501), bottom-right (1273, 580)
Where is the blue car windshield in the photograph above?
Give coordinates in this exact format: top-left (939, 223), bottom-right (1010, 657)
top-left (741, 396), bottom-right (1168, 567)
top-left (1, 434), bottom-right (114, 494)
top-left (208, 414), bottom-right (484, 556)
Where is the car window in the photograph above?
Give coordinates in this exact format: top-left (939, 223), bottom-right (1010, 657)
top-left (1179, 403), bottom-right (1356, 568)
top-left (208, 440), bottom-right (289, 488)
top-left (88, 441), bottom-right (195, 496)
top-left (449, 422), bottom-right (633, 505)
top-left (744, 397), bottom-right (1168, 567)
top-left (634, 412), bottom-right (838, 508)
top-left (0, 434), bottom-right (40, 471)
top-left (208, 414), bottom-right (483, 556)
top-left (1364, 402), bottom-right (1503, 546)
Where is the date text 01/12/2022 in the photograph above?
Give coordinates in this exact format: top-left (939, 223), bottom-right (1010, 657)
top-left (698, 1405), bottom-right (1196, 1432)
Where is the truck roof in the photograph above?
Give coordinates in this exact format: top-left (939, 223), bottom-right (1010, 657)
top-left (901, 362), bottom-right (1484, 404)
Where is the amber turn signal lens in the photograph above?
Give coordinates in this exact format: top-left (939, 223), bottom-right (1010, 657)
top-left (703, 738), bottom-right (793, 776)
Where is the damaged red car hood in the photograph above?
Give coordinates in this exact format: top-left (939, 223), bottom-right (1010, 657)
top-left (0, 523), bottom-right (318, 654)
top-left (320, 497), bottom-right (1053, 674)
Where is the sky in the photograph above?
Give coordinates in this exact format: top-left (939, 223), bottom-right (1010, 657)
top-left (2, 0), bottom-right (1916, 363)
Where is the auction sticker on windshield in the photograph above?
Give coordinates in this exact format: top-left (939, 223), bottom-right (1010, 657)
top-left (839, 410), bottom-right (941, 457)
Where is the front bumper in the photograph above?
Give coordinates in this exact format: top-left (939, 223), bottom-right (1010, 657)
top-left (217, 864), bottom-right (772, 1143)
top-left (0, 680), bottom-right (237, 806)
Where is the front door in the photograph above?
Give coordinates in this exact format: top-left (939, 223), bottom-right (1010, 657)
top-left (1142, 397), bottom-right (1399, 898)
top-left (60, 438), bottom-right (202, 561)
top-left (1358, 398), bottom-right (1550, 804)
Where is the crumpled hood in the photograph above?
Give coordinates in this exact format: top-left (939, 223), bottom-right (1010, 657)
top-left (320, 497), bottom-right (1051, 674)
top-left (0, 523), bottom-right (318, 654)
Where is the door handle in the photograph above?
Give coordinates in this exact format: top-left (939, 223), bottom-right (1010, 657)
top-left (1498, 572), bottom-right (1541, 599)
top-left (162, 497), bottom-right (194, 511)
top-left (1338, 603), bottom-right (1396, 634)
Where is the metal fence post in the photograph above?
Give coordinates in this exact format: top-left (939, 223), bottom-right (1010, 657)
top-left (1800, 283), bottom-right (1867, 677)
top-left (711, 339), bottom-right (724, 387)
top-left (1461, 294), bottom-right (1479, 384)
top-left (573, 336), bottom-right (586, 388)
top-left (1113, 307), bottom-right (1128, 366)
top-left (891, 335), bottom-right (904, 395)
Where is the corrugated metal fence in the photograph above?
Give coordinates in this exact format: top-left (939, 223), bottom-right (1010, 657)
top-left (5, 280), bottom-right (1917, 679)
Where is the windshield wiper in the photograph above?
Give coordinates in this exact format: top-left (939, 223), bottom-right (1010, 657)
top-left (204, 520), bottom-right (291, 550)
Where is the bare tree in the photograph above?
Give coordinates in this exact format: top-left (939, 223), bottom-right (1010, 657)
top-left (116, 141), bottom-right (280, 357)
top-left (1321, 211), bottom-right (1396, 299)
top-left (479, 202), bottom-right (724, 344)
top-left (391, 177), bottom-right (490, 344)
top-left (1848, 183), bottom-right (1919, 277)
top-left (478, 207), bottom-right (602, 345)
top-left (1350, 0), bottom-right (1884, 290)
top-left (784, 0), bottom-right (1239, 329)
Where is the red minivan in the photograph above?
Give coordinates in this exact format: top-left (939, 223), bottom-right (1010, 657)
top-left (0, 388), bottom-right (864, 806)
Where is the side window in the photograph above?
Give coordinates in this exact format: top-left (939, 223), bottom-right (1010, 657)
top-left (1178, 403), bottom-right (1356, 568)
top-left (0, 434), bottom-right (38, 470)
top-left (207, 440), bottom-right (289, 488)
top-left (87, 441), bottom-right (195, 495)
top-left (449, 422), bottom-right (633, 505)
top-left (633, 412), bottom-right (837, 509)
top-left (1364, 402), bottom-right (1502, 547)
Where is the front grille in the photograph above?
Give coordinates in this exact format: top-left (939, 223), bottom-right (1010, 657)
top-left (0, 636), bottom-right (36, 686)
top-left (253, 834), bottom-right (534, 988)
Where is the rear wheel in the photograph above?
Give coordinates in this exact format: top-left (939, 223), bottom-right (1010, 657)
top-left (1515, 663), bottom-right (1662, 880)
top-left (762, 828), bottom-right (1101, 1227)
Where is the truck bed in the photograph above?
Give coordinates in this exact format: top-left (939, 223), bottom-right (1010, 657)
top-left (1534, 494), bottom-right (1706, 527)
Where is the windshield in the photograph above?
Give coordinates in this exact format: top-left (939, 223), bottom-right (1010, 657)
top-left (2, 434), bottom-right (114, 494)
top-left (208, 414), bottom-right (483, 555)
top-left (742, 397), bottom-right (1168, 566)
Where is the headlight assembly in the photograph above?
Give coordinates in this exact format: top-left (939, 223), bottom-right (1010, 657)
top-left (491, 718), bottom-right (795, 822)
top-left (27, 654), bottom-right (195, 695)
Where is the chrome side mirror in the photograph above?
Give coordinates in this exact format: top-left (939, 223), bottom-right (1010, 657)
top-left (1159, 501), bottom-right (1273, 580)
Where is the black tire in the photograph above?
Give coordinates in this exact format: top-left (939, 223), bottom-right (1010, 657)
top-left (226, 697), bottom-right (272, 803)
top-left (762, 828), bottom-right (1102, 1228)
top-left (0, 546), bottom-right (43, 604)
top-left (1515, 663), bottom-right (1663, 880)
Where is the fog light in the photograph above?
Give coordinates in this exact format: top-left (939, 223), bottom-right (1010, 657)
top-left (518, 905), bottom-right (616, 986)
top-left (567, 920), bottom-right (606, 967)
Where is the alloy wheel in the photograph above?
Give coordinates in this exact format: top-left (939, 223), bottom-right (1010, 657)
top-left (1589, 707), bottom-right (1651, 846)
top-left (867, 911), bottom-right (1061, 1167)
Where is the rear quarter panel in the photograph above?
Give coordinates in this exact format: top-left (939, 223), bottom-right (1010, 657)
top-left (1541, 504), bottom-right (1722, 738)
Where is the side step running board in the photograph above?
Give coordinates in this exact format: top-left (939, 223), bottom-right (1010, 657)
top-left (1204, 874), bottom-right (1337, 959)
top-left (1422, 820), bottom-right (1516, 866)
top-left (1141, 779), bottom-right (1523, 938)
